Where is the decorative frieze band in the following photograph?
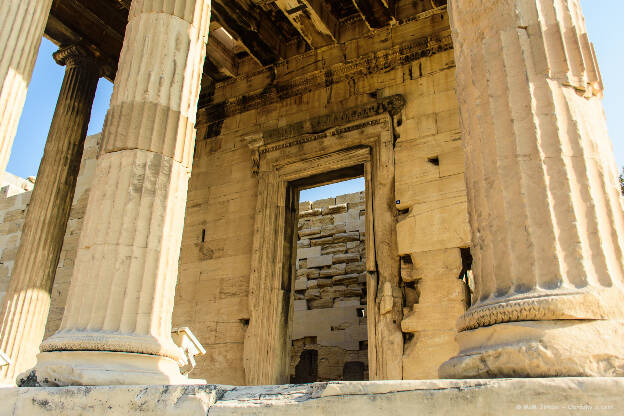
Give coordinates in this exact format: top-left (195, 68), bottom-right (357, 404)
top-left (244, 94), bottom-right (404, 175)
top-left (263, 94), bottom-right (405, 143)
top-left (199, 33), bottom-right (451, 129)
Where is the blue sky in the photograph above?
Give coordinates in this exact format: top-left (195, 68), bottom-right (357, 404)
top-left (8, 1), bottom-right (624, 203)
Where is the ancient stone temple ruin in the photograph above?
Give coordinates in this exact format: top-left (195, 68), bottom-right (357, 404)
top-left (0, 0), bottom-right (623, 414)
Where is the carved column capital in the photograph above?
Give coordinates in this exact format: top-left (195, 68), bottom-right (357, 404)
top-left (53, 45), bottom-right (101, 74)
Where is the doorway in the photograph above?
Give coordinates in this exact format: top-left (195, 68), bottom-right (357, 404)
top-left (243, 116), bottom-right (403, 385)
top-left (290, 177), bottom-right (368, 383)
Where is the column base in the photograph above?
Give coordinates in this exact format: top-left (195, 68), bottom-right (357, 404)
top-left (439, 320), bottom-right (624, 379)
top-left (19, 351), bottom-right (204, 387)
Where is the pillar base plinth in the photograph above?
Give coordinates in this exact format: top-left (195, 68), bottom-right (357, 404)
top-left (439, 320), bottom-right (624, 379)
top-left (20, 351), bottom-right (201, 387)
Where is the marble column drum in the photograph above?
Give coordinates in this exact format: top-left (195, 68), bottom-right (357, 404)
top-left (440, 0), bottom-right (624, 378)
top-left (0, 46), bottom-right (100, 385)
top-left (31, 0), bottom-right (212, 386)
top-left (0, 0), bottom-right (54, 176)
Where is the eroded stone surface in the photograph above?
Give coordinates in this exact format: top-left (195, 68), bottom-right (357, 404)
top-left (1, 378), bottom-right (623, 416)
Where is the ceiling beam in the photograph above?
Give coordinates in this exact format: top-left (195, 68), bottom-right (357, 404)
top-left (212, 0), bottom-right (290, 66)
top-left (273, 0), bottom-right (338, 48)
top-left (351, 0), bottom-right (395, 29)
top-left (206, 34), bottom-right (238, 79)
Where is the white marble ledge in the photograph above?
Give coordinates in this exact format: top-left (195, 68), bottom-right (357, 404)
top-left (1, 378), bottom-right (623, 416)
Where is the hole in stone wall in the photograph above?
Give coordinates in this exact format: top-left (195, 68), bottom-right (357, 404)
top-left (201, 229), bottom-right (206, 243)
top-left (427, 156), bottom-right (440, 166)
top-left (459, 247), bottom-right (473, 307)
top-left (289, 173), bottom-right (368, 382)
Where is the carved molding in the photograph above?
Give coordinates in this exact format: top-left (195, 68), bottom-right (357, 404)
top-left (244, 115), bottom-right (402, 384)
top-left (263, 95), bottom-right (405, 144)
top-left (53, 45), bottom-right (102, 75)
top-left (199, 33), bottom-right (451, 127)
top-left (244, 95), bottom-right (404, 175)
top-left (457, 291), bottom-right (614, 332)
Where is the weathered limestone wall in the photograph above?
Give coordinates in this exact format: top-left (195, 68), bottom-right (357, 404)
top-left (190, 4), bottom-right (470, 383)
top-left (291, 192), bottom-right (368, 382)
top-left (0, 175), bottom-right (35, 306)
top-left (0, 134), bottom-right (100, 334)
top-left (0, 192), bottom-right (30, 309)
top-left (172, 135), bottom-right (258, 385)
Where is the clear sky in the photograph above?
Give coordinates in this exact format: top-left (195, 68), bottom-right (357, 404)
top-left (7, 1), bottom-right (624, 202)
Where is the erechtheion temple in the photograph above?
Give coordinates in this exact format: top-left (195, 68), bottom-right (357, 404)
top-left (0, 0), bottom-right (623, 414)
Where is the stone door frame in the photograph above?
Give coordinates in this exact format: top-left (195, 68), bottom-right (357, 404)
top-left (243, 113), bottom-right (402, 385)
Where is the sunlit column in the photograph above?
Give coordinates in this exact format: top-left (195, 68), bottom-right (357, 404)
top-left (441, 0), bottom-right (624, 378)
top-left (30, 0), bottom-right (212, 386)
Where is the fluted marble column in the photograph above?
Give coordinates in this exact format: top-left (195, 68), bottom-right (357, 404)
top-left (440, 0), bottom-right (624, 378)
top-left (0, 0), bottom-right (54, 176)
top-left (0, 46), bottom-right (100, 386)
top-left (29, 0), bottom-right (212, 386)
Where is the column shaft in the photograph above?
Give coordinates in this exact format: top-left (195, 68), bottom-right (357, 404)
top-left (32, 0), bottom-right (212, 386)
top-left (0, 0), bottom-right (54, 175)
top-left (440, 0), bottom-right (624, 378)
top-left (0, 46), bottom-right (99, 385)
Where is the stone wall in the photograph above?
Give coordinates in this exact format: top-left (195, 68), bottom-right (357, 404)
top-left (0, 134), bottom-right (100, 334)
top-left (187, 3), bottom-right (471, 383)
top-left (0, 190), bottom-right (30, 309)
top-left (0, 4), bottom-right (471, 384)
top-left (291, 192), bottom-right (368, 382)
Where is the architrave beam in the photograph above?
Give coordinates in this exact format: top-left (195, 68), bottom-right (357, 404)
top-left (212, 0), bottom-right (290, 66)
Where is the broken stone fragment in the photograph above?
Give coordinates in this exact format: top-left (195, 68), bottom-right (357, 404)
top-left (332, 273), bottom-right (360, 285)
top-left (316, 278), bottom-right (333, 288)
top-left (297, 239), bottom-right (311, 248)
top-left (319, 263), bottom-right (347, 277)
top-left (305, 288), bottom-right (321, 300)
top-left (308, 298), bottom-right (333, 309)
top-left (298, 201), bottom-right (312, 212)
top-left (333, 232), bottom-right (360, 243)
top-left (311, 197), bottom-right (336, 209)
top-left (306, 269), bottom-right (321, 279)
top-left (344, 287), bottom-right (363, 297)
top-left (346, 262), bottom-right (366, 274)
top-left (299, 208), bottom-right (322, 218)
top-left (307, 255), bottom-right (333, 268)
top-left (299, 227), bottom-right (321, 238)
top-left (310, 236), bottom-right (333, 246)
top-left (333, 253), bottom-right (360, 264)
top-left (320, 223), bottom-right (346, 237)
top-left (321, 242), bottom-right (347, 255)
top-left (322, 203), bottom-right (348, 215)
